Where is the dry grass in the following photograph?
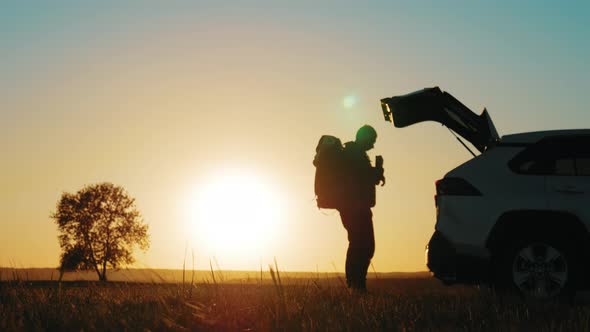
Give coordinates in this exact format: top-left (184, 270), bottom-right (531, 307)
top-left (1, 274), bottom-right (590, 331)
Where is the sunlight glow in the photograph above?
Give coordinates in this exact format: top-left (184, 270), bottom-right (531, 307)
top-left (342, 95), bottom-right (358, 108)
top-left (186, 171), bottom-right (284, 258)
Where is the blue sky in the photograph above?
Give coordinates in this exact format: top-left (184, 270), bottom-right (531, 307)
top-left (3, 1), bottom-right (589, 129)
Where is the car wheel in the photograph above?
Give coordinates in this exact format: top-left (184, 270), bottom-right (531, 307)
top-left (511, 242), bottom-right (572, 299)
top-left (495, 239), bottom-right (576, 301)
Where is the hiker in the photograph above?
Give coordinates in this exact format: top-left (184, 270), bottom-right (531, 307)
top-left (339, 125), bottom-right (385, 291)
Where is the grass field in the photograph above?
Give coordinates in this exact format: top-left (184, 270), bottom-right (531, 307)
top-left (2, 269), bottom-right (590, 331)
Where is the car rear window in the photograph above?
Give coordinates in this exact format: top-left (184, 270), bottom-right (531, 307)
top-left (554, 159), bottom-right (575, 176)
top-left (575, 157), bottom-right (590, 176)
top-left (509, 135), bottom-right (590, 176)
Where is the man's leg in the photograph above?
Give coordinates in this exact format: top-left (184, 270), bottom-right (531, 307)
top-left (340, 210), bottom-right (354, 288)
top-left (357, 208), bottom-right (375, 289)
top-left (340, 208), bottom-right (375, 290)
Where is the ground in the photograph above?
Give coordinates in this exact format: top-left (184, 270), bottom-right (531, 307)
top-left (1, 274), bottom-right (590, 331)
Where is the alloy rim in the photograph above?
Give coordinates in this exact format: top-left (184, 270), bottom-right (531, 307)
top-left (512, 243), bottom-right (568, 299)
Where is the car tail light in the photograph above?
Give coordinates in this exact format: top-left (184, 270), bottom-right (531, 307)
top-left (435, 177), bottom-right (481, 208)
top-left (436, 177), bottom-right (482, 196)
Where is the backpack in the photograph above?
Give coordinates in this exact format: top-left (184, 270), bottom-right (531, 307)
top-left (313, 135), bottom-right (348, 209)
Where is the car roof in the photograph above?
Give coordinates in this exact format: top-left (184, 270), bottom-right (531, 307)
top-left (502, 129), bottom-right (590, 143)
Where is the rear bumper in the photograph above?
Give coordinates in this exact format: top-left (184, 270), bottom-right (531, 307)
top-left (426, 231), bottom-right (491, 284)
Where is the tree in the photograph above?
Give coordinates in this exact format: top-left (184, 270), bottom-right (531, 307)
top-left (51, 182), bottom-right (149, 281)
top-left (56, 244), bottom-right (91, 281)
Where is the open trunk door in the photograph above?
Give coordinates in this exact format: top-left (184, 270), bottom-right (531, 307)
top-left (381, 87), bottom-right (499, 153)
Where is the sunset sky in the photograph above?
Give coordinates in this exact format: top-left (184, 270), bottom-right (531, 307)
top-left (1, 1), bottom-right (589, 272)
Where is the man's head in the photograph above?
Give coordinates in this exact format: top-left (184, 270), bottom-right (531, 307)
top-left (355, 125), bottom-right (377, 151)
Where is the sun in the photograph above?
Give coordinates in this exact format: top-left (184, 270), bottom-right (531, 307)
top-left (186, 171), bottom-right (284, 258)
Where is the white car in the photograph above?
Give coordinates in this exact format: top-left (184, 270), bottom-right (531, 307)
top-left (381, 87), bottom-right (590, 300)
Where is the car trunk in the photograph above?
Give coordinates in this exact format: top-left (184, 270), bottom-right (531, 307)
top-left (381, 87), bottom-right (499, 153)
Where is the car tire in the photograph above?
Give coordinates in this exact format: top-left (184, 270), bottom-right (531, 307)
top-left (493, 236), bottom-right (577, 301)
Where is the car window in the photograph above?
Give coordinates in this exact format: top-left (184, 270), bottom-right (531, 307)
top-left (509, 140), bottom-right (559, 175)
top-left (516, 158), bottom-right (553, 174)
top-left (564, 135), bottom-right (590, 176)
top-left (509, 135), bottom-right (590, 176)
top-left (576, 158), bottom-right (590, 176)
top-left (555, 158), bottom-right (575, 176)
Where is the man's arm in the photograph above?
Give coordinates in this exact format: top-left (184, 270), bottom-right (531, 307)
top-left (371, 166), bottom-right (385, 186)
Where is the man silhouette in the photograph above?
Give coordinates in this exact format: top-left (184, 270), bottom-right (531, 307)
top-left (339, 125), bottom-right (385, 291)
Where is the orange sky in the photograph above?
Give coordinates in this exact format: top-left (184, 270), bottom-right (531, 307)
top-left (2, 2), bottom-right (589, 272)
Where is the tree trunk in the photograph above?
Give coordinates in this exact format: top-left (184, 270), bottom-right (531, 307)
top-left (102, 256), bottom-right (108, 282)
top-left (93, 262), bottom-right (102, 282)
top-left (93, 261), bottom-right (107, 282)
top-left (99, 264), bottom-right (108, 282)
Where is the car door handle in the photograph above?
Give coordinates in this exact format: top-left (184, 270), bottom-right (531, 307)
top-left (554, 186), bottom-right (585, 194)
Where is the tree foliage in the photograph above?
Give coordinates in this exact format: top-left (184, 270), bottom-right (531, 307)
top-left (52, 182), bottom-right (149, 281)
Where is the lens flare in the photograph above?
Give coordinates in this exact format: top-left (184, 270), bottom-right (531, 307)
top-left (342, 95), bottom-right (358, 109)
